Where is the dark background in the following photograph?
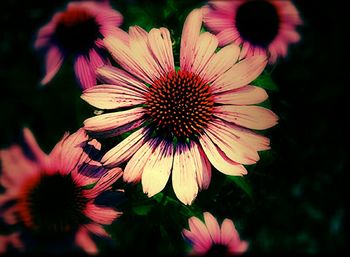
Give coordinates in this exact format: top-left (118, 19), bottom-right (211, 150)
top-left (0, 0), bottom-right (347, 255)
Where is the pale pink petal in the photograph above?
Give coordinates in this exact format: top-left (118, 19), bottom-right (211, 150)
top-left (128, 26), bottom-right (165, 80)
top-left (214, 105), bottom-right (278, 130)
top-left (220, 218), bottom-right (239, 245)
top-left (188, 216), bottom-right (212, 248)
top-left (190, 141), bottom-right (211, 190)
top-left (205, 123), bottom-right (260, 165)
top-left (104, 35), bottom-right (158, 85)
top-left (180, 9), bottom-right (203, 71)
top-left (228, 240), bottom-right (249, 254)
top-left (214, 85), bottom-right (268, 105)
top-left (102, 127), bottom-right (148, 167)
top-left (202, 6), bottom-right (234, 33)
top-left (85, 202), bottom-right (121, 225)
top-left (89, 49), bottom-right (105, 72)
top-left (97, 65), bottom-right (148, 93)
top-left (239, 42), bottom-right (251, 60)
top-left (49, 128), bottom-right (88, 175)
top-left (190, 32), bottom-right (218, 75)
top-left (75, 227), bottom-right (98, 255)
top-left (81, 84), bottom-right (145, 110)
top-left (83, 167), bottom-right (122, 199)
top-left (74, 55), bottom-right (96, 90)
top-left (211, 55), bottom-right (268, 93)
top-left (123, 138), bottom-right (158, 183)
top-left (183, 229), bottom-right (211, 254)
top-left (103, 27), bottom-right (129, 45)
top-left (203, 212), bottom-right (221, 244)
top-left (41, 46), bottom-right (64, 85)
top-left (148, 28), bottom-right (175, 74)
top-left (200, 44), bottom-right (240, 83)
top-left (214, 118), bottom-right (271, 151)
top-left (22, 128), bottom-right (47, 165)
top-left (172, 144), bottom-right (198, 205)
top-left (141, 140), bottom-right (173, 197)
top-left (216, 28), bottom-right (240, 46)
top-left (199, 134), bottom-right (247, 176)
top-left (0, 146), bottom-right (40, 187)
top-left (85, 223), bottom-right (109, 237)
top-left (83, 107), bottom-right (144, 136)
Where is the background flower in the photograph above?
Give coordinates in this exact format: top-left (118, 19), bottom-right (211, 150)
top-left (183, 212), bottom-right (248, 256)
top-left (82, 8), bottom-right (277, 205)
top-left (203, 0), bottom-right (302, 63)
top-left (0, 128), bottom-right (122, 254)
top-left (35, 0), bottom-right (128, 89)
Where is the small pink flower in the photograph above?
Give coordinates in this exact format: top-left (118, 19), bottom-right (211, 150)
top-left (203, 0), bottom-right (302, 63)
top-left (0, 128), bottom-right (122, 254)
top-left (35, 1), bottom-right (128, 89)
top-left (183, 212), bottom-right (248, 256)
top-left (81, 8), bottom-right (278, 205)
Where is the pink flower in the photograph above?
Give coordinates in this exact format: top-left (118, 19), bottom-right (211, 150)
top-left (0, 128), bottom-right (122, 254)
top-left (81, 9), bottom-right (278, 205)
top-left (35, 1), bottom-right (128, 89)
top-left (203, 0), bottom-right (302, 63)
top-left (183, 212), bottom-right (248, 255)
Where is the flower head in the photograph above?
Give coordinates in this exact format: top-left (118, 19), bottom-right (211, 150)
top-left (82, 8), bottom-right (278, 205)
top-left (183, 212), bottom-right (248, 255)
top-left (203, 0), bottom-right (302, 63)
top-left (35, 1), bottom-right (128, 89)
top-left (0, 128), bottom-right (122, 254)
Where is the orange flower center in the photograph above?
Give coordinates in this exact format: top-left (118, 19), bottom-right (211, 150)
top-left (145, 70), bottom-right (214, 139)
top-left (54, 7), bottom-right (100, 53)
top-left (17, 173), bottom-right (87, 237)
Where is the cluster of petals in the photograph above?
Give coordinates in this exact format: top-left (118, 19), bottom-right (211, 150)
top-left (0, 128), bottom-right (122, 254)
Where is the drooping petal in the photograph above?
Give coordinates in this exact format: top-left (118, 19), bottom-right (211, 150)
top-left (123, 138), bottom-right (157, 183)
top-left (216, 28), bottom-right (240, 46)
top-left (189, 32), bottom-right (218, 75)
top-left (220, 218), bottom-right (239, 245)
top-left (199, 133), bottom-right (247, 176)
top-left (102, 127), bottom-right (148, 167)
top-left (41, 46), bottom-right (64, 85)
top-left (183, 229), bottom-right (211, 254)
top-left (85, 223), bottom-right (109, 237)
top-left (180, 8), bottom-right (203, 71)
top-left (74, 55), bottom-right (96, 89)
top-left (97, 65), bottom-right (148, 93)
top-left (83, 107), bottom-right (144, 137)
top-left (205, 123), bottom-right (260, 165)
top-left (89, 48), bottom-right (105, 72)
top-left (75, 227), bottom-right (98, 255)
top-left (142, 140), bottom-right (173, 197)
top-left (213, 85), bottom-right (268, 105)
top-left (81, 84), bottom-right (145, 110)
top-left (200, 44), bottom-right (240, 83)
top-left (148, 27), bottom-right (175, 75)
top-left (22, 128), bottom-right (47, 165)
top-left (49, 128), bottom-right (88, 175)
top-left (190, 141), bottom-right (211, 190)
top-left (85, 202), bottom-right (121, 225)
top-left (204, 212), bottom-right (221, 244)
top-left (83, 167), bottom-right (122, 199)
top-left (172, 144), bottom-right (198, 205)
top-left (214, 105), bottom-right (278, 130)
top-left (211, 55), bottom-right (267, 93)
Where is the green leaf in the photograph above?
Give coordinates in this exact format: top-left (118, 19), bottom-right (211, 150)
top-left (253, 72), bottom-right (279, 91)
top-left (132, 203), bottom-right (153, 216)
top-left (227, 176), bottom-right (253, 199)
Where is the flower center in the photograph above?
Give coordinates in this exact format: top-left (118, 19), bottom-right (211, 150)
top-left (235, 0), bottom-right (280, 47)
top-left (18, 173), bottom-right (87, 237)
top-left (206, 244), bottom-right (230, 256)
top-left (145, 70), bottom-right (214, 140)
top-left (54, 7), bottom-right (100, 54)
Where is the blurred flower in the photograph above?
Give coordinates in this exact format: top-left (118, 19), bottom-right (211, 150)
top-left (183, 212), bottom-right (248, 256)
top-left (35, 1), bottom-right (128, 89)
top-left (0, 128), bottom-right (122, 254)
top-left (203, 0), bottom-right (302, 63)
top-left (81, 8), bottom-right (278, 205)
